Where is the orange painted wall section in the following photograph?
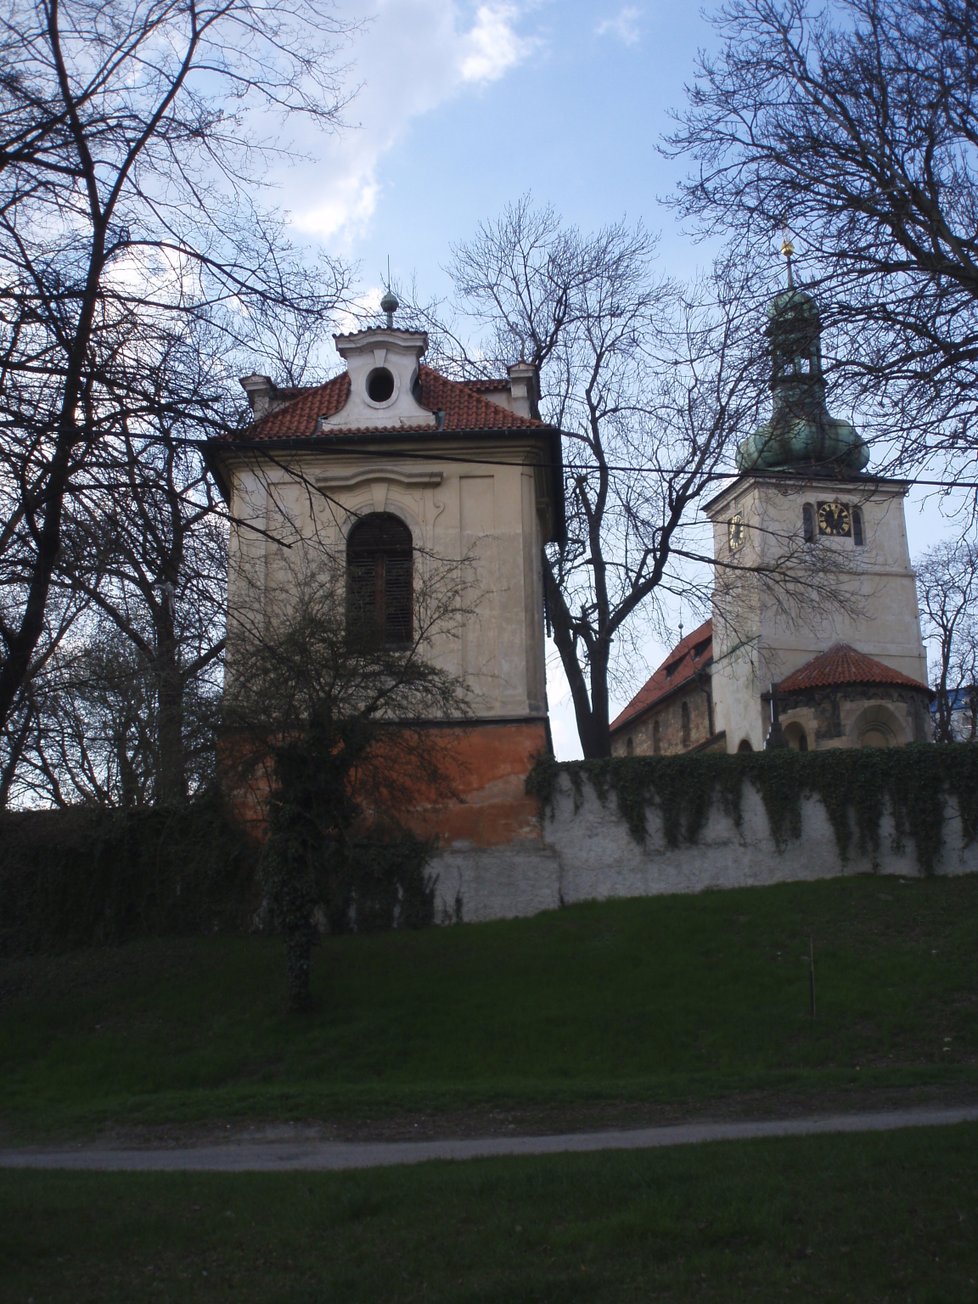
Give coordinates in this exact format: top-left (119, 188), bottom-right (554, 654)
top-left (394, 721), bottom-right (548, 847)
top-left (221, 720), bottom-right (549, 849)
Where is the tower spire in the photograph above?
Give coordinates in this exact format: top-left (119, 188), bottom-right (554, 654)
top-left (781, 225), bottom-right (795, 289)
top-left (379, 256), bottom-right (399, 328)
top-left (734, 238), bottom-right (869, 476)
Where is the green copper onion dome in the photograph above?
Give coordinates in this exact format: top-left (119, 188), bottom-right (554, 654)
top-left (736, 271), bottom-right (869, 476)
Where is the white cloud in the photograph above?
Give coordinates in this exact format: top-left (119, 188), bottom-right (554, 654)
top-left (460, 4), bottom-right (530, 84)
top-left (291, 174), bottom-right (380, 244)
top-left (281, 2), bottom-right (540, 247)
top-left (595, 5), bottom-right (641, 46)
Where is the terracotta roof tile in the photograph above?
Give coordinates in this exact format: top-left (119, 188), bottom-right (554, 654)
top-left (233, 365), bottom-right (545, 443)
top-left (610, 619), bottom-right (713, 733)
top-left (777, 643), bottom-right (929, 693)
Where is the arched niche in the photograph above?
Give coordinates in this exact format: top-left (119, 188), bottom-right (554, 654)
top-left (851, 704), bottom-right (905, 749)
top-left (784, 721), bottom-right (809, 751)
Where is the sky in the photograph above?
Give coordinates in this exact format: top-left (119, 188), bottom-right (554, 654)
top-left (277, 1), bottom-right (713, 295)
top-left (265, 0), bottom-right (960, 758)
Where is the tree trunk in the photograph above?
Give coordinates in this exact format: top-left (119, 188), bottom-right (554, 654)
top-left (155, 595), bottom-right (186, 806)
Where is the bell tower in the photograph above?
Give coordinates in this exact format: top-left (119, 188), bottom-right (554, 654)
top-left (704, 241), bottom-right (928, 752)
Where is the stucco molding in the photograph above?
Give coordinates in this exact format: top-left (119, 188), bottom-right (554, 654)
top-left (314, 468), bottom-right (444, 492)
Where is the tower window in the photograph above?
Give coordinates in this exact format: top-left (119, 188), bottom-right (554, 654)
top-left (347, 512), bottom-right (413, 648)
top-left (681, 700), bottom-right (691, 748)
top-left (652, 719), bottom-right (661, 754)
top-left (853, 506), bottom-right (865, 546)
top-left (803, 502), bottom-right (815, 543)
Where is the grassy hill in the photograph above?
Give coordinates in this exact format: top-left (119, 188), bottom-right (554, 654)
top-left (5, 1125), bottom-right (978, 1303)
top-left (2, 873), bottom-right (977, 1139)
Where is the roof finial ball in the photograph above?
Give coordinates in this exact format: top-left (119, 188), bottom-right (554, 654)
top-left (380, 288), bottom-right (399, 329)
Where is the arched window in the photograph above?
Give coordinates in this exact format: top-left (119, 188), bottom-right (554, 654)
top-left (346, 512), bottom-right (413, 648)
top-left (803, 503), bottom-right (815, 543)
top-left (681, 700), bottom-right (691, 749)
top-left (652, 719), bottom-right (661, 755)
top-left (852, 506), bottom-right (865, 546)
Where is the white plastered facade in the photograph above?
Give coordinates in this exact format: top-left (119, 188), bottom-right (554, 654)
top-left (705, 473), bottom-right (928, 752)
top-left (222, 329), bottom-right (554, 724)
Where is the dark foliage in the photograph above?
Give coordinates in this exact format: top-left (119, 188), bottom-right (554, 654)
top-left (0, 798), bottom-right (258, 956)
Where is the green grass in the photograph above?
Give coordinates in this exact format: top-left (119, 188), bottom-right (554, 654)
top-left (2, 874), bottom-right (977, 1137)
top-left (3, 1123), bottom-right (977, 1301)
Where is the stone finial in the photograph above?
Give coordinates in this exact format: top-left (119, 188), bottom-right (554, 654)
top-left (239, 373), bottom-right (277, 418)
top-left (380, 289), bottom-right (399, 329)
top-left (507, 361), bottom-right (540, 420)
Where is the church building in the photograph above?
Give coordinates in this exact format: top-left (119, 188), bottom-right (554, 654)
top-left (611, 253), bottom-right (931, 756)
top-left (207, 295), bottom-right (564, 844)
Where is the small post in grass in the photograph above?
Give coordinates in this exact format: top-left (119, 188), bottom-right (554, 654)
top-left (808, 934), bottom-right (816, 1019)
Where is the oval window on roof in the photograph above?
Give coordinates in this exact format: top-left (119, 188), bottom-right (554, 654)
top-left (366, 367), bottom-right (395, 403)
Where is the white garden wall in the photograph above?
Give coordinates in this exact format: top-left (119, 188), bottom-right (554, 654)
top-left (427, 768), bottom-right (978, 923)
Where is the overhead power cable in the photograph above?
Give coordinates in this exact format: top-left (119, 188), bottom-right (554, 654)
top-left (178, 434), bottom-right (978, 493)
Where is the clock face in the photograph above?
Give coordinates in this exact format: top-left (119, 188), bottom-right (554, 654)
top-left (817, 500), bottom-right (852, 537)
top-left (728, 513), bottom-right (746, 550)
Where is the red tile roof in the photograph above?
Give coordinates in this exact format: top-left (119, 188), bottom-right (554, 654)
top-left (610, 619), bottom-right (713, 733)
top-left (233, 365), bottom-right (546, 443)
top-left (777, 643), bottom-right (928, 693)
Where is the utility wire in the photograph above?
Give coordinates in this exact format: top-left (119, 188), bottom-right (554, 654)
top-left (179, 434), bottom-right (978, 492)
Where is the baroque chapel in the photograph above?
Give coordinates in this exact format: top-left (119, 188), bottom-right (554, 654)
top-left (207, 295), bottom-right (564, 845)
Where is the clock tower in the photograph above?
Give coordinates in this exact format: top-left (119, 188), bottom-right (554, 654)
top-left (704, 249), bottom-right (929, 753)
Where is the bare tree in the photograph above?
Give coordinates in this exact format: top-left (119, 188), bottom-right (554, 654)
top-left (0, 0), bottom-right (352, 745)
top-left (916, 537), bottom-right (978, 742)
top-left (447, 200), bottom-right (760, 757)
top-left (666, 0), bottom-right (978, 478)
top-left (0, 327), bottom-right (234, 807)
top-left (223, 551), bottom-right (472, 1010)
top-left (9, 622), bottom-right (220, 807)
top-left (0, 581), bottom-right (89, 806)
top-left (67, 347), bottom-right (229, 805)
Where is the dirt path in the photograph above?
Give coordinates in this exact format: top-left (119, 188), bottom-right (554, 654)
top-left (3, 1104), bottom-right (977, 1172)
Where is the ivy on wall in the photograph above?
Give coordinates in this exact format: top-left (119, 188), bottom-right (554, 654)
top-left (526, 746), bottom-right (978, 874)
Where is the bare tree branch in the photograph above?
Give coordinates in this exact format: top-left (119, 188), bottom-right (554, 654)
top-left (446, 201), bottom-right (761, 756)
top-left (0, 0), bottom-right (354, 753)
top-left (666, 0), bottom-right (978, 484)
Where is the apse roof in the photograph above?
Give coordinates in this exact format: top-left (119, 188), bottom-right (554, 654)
top-left (777, 643), bottom-right (929, 694)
